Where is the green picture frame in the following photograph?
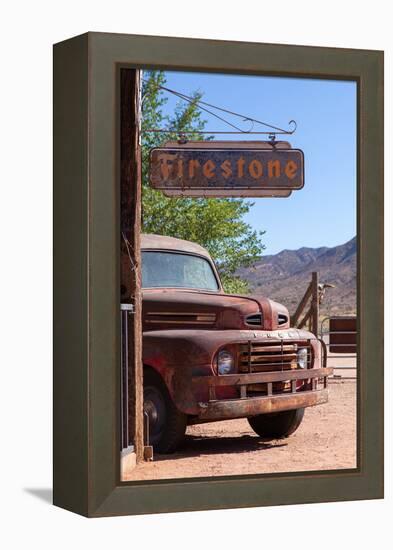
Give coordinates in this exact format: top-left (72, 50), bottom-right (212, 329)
top-left (53, 32), bottom-right (383, 517)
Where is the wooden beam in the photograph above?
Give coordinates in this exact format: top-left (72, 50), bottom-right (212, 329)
top-left (120, 69), bottom-right (143, 462)
top-left (298, 308), bottom-right (311, 330)
top-left (291, 282), bottom-right (312, 327)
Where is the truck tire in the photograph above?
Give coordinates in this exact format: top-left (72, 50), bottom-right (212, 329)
top-left (248, 408), bottom-right (305, 439)
top-left (143, 369), bottom-right (187, 454)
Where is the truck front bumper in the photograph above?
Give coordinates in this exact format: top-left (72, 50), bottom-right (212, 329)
top-left (197, 388), bottom-right (329, 421)
top-left (193, 367), bottom-right (333, 421)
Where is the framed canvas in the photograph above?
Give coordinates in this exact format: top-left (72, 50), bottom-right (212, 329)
top-left (53, 32), bottom-right (383, 517)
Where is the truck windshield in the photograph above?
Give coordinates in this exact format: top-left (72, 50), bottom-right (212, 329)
top-left (141, 251), bottom-right (219, 291)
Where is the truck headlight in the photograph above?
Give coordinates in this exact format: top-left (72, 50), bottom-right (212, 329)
top-left (217, 349), bottom-right (235, 375)
top-left (297, 347), bottom-right (308, 369)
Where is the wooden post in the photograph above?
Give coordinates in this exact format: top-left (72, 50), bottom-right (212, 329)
top-left (311, 271), bottom-right (319, 337)
top-left (298, 309), bottom-right (311, 330)
top-left (120, 69), bottom-right (143, 462)
top-left (294, 273), bottom-right (319, 336)
top-left (291, 282), bottom-right (312, 327)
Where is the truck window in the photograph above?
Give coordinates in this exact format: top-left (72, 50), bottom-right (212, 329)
top-left (141, 251), bottom-right (219, 291)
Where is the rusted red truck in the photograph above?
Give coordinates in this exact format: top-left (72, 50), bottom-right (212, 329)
top-left (142, 234), bottom-right (332, 453)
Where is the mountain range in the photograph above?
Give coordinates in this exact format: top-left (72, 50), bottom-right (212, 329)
top-left (238, 237), bottom-right (357, 317)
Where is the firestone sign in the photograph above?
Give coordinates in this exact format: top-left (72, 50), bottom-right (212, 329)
top-left (149, 142), bottom-right (304, 197)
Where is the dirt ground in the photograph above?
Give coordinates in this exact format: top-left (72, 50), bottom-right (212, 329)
top-left (124, 380), bottom-right (357, 481)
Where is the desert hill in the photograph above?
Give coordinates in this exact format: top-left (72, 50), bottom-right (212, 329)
top-left (238, 237), bottom-right (356, 317)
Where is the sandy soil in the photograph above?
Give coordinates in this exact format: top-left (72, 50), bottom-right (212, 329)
top-left (124, 380), bottom-right (357, 481)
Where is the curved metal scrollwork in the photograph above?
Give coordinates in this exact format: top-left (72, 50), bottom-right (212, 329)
top-left (142, 80), bottom-right (298, 138)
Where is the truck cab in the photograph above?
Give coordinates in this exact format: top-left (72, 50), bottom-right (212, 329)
top-left (141, 234), bottom-right (332, 453)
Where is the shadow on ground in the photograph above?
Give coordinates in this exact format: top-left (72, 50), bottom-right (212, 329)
top-left (154, 434), bottom-right (287, 460)
top-left (24, 488), bottom-right (53, 504)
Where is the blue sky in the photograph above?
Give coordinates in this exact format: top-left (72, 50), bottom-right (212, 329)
top-left (159, 71), bottom-right (357, 255)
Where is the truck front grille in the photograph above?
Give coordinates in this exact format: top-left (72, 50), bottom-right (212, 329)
top-left (238, 341), bottom-right (312, 373)
top-left (237, 340), bottom-right (313, 395)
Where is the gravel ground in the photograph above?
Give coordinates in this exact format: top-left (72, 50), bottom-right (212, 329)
top-left (124, 380), bottom-right (357, 481)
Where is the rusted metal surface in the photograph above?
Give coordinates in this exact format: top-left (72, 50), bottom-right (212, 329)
top-left (140, 238), bottom-right (290, 334)
top-left (142, 327), bottom-right (328, 418)
top-left (139, 235), bottom-right (331, 427)
top-left (193, 367), bottom-right (333, 387)
top-left (142, 288), bottom-right (289, 332)
top-left (141, 233), bottom-right (212, 258)
top-left (237, 341), bottom-right (309, 372)
top-left (149, 142), bottom-right (304, 197)
top-left (197, 389), bottom-right (329, 421)
top-left (329, 316), bottom-right (357, 353)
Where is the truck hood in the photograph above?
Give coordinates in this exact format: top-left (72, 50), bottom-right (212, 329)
top-left (142, 289), bottom-right (290, 331)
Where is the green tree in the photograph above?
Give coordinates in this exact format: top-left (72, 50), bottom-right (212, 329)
top-left (141, 71), bottom-right (265, 294)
